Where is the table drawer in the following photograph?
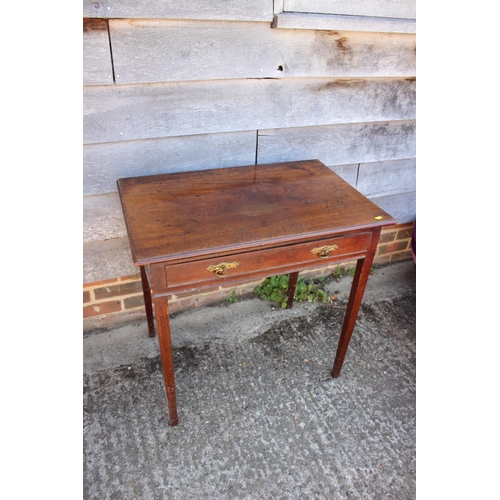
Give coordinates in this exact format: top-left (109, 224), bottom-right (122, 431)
top-left (164, 232), bottom-right (371, 291)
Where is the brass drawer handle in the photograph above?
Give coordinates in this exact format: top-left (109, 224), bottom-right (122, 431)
top-left (311, 245), bottom-right (338, 259)
top-left (207, 262), bottom-right (239, 278)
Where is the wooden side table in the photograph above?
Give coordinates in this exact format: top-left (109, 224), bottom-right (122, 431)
top-left (118, 159), bottom-right (396, 426)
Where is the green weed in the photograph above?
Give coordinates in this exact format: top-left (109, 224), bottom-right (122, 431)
top-left (226, 290), bottom-right (239, 304)
top-left (254, 274), bottom-right (329, 309)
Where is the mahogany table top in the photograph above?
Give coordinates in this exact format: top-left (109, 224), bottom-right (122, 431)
top-left (117, 159), bottom-right (396, 266)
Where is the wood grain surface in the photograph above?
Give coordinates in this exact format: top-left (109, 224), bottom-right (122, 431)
top-left (84, 77), bottom-right (416, 144)
top-left (117, 160), bottom-right (396, 265)
top-left (283, 0), bottom-right (416, 19)
top-left (107, 19), bottom-right (415, 85)
top-left (83, 0), bottom-right (273, 21)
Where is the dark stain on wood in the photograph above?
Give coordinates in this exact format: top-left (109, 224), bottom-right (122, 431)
top-left (400, 122), bottom-right (416, 135)
top-left (335, 37), bottom-right (350, 52)
top-left (316, 79), bottom-right (366, 92)
top-left (368, 121), bottom-right (415, 138)
top-left (83, 18), bottom-right (108, 33)
top-left (369, 124), bottom-right (390, 136)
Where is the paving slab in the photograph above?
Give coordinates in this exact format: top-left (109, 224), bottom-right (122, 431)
top-left (83, 261), bottom-right (416, 499)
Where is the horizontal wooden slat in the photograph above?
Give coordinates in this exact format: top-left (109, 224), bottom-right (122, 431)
top-left (83, 131), bottom-right (257, 195)
top-left (274, 0), bottom-right (285, 14)
top-left (83, 0), bottom-right (273, 22)
top-left (83, 77), bottom-right (416, 144)
top-left (83, 19), bottom-right (113, 85)
top-left (357, 158), bottom-right (416, 198)
top-left (84, 237), bottom-right (137, 284)
top-left (109, 19), bottom-right (415, 85)
top-left (283, 0), bottom-right (416, 19)
top-left (328, 164), bottom-right (358, 188)
top-left (371, 192), bottom-right (415, 224)
top-left (272, 13), bottom-right (416, 33)
top-left (84, 193), bottom-right (126, 243)
top-left (257, 121), bottom-right (415, 166)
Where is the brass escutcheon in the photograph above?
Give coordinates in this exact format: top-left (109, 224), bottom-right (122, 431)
top-left (311, 245), bottom-right (338, 259)
top-left (207, 261), bottom-right (239, 278)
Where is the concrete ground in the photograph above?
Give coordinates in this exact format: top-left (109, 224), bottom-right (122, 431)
top-left (83, 261), bottom-right (416, 499)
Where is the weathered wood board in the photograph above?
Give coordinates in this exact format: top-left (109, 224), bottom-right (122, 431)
top-left (272, 13), bottom-right (416, 33)
top-left (83, 19), bottom-right (113, 86)
top-left (371, 191), bottom-right (416, 224)
top-left (109, 20), bottom-right (415, 85)
top-left (257, 121), bottom-right (415, 166)
top-left (328, 164), bottom-right (359, 187)
top-left (83, 131), bottom-right (257, 195)
top-left (84, 193), bottom-right (126, 243)
top-left (83, 77), bottom-right (416, 144)
top-left (83, 237), bottom-right (138, 284)
top-left (357, 158), bottom-right (416, 198)
top-left (83, 0), bottom-right (273, 22)
top-left (283, 0), bottom-right (416, 19)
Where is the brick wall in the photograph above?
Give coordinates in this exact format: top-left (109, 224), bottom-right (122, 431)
top-left (83, 222), bottom-right (414, 331)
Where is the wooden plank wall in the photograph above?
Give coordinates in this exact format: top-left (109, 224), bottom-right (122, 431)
top-left (83, 1), bottom-right (416, 283)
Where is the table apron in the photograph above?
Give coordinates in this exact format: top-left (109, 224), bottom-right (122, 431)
top-left (150, 232), bottom-right (373, 297)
